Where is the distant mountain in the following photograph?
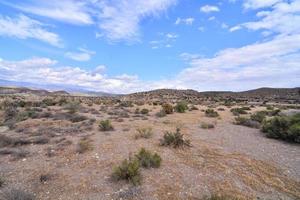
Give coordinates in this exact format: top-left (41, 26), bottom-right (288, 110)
top-left (0, 86), bottom-right (69, 96)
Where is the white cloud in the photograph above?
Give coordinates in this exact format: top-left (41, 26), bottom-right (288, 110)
top-left (232, 0), bottom-right (300, 35)
top-left (198, 26), bottom-right (205, 32)
top-left (243, 0), bottom-right (283, 9)
top-left (65, 48), bottom-right (95, 62)
top-left (229, 25), bottom-right (242, 32)
top-left (0, 14), bottom-right (62, 47)
top-left (166, 33), bottom-right (178, 39)
top-left (5, 0), bottom-right (93, 25)
top-left (150, 32), bottom-right (178, 49)
top-left (0, 57), bottom-right (145, 93)
top-left (200, 5), bottom-right (220, 13)
top-left (97, 0), bottom-right (177, 41)
top-left (176, 34), bottom-right (300, 91)
top-left (2, 0), bottom-right (176, 42)
top-left (208, 16), bottom-right (216, 21)
top-left (175, 17), bottom-right (194, 25)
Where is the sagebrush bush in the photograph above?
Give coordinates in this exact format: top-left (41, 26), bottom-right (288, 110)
top-left (112, 157), bottom-right (141, 186)
top-left (200, 122), bottom-right (215, 129)
top-left (230, 107), bottom-right (248, 116)
top-left (134, 128), bottom-right (153, 139)
top-left (174, 101), bottom-right (188, 113)
top-left (234, 117), bottom-right (260, 128)
top-left (76, 138), bottom-right (93, 153)
top-left (162, 103), bottom-right (173, 114)
top-left (261, 114), bottom-right (300, 143)
top-left (64, 101), bottom-right (80, 114)
top-left (205, 109), bottom-right (219, 118)
top-left (140, 108), bottom-right (149, 115)
top-left (250, 111), bottom-right (268, 123)
top-left (99, 119), bottom-right (114, 131)
top-left (160, 128), bottom-right (190, 148)
top-left (135, 148), bottom-right (161, 168)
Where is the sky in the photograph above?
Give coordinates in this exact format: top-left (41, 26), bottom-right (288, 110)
top-left (0, 0), bottom-right (299, 94)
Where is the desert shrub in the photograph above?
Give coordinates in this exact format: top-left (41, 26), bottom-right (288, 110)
top-left (174, 101), bottom-right (188, 113)
top-left (135, 148), bottom-right (161, 168)
top-left (119, 101), bottom-right (133, 107)
top-left (42, 98), bottom-right (56, 106)
top-left (200, 122), bottom-right (215, 129)
top-left (234, 117), bottom-right (260, 128)
top-left (31, 136), bottom-right (49, 144)
top-left (217, 108), bottom-right (225, 111)
top-left (1, 188), bottom-right (35, 200)
top-left (76, 138), bottom-right (93, 153)
top-left (205, 109), bottom-right (219, 118)
top-left (40, 173), bottom-right (51, 183)
top-left (155, 110), bottom-right (166, 118)
top-left (64, 101), bottom-right (80, 114)
top-left (162, 103), bottom-right (173, 114)
top-left (189, 105), bottom-right (199, 111)
top-left (69, 114), bottom-right (87, 123)
top-left (140, 108), bottom-right (149, 115)
top-left (134, 128), bottom-right (153, 139)
top-left (261, 114), bottom-right (300, 143)
top-left (0, 175), bottom-right (4, 187)
top-left (250, 111), bottom-right (268, 123)
top-left (112, 157), bottom-right (141, 185)
top-left (99, 119), bottom-right (114, 131)
top-left (230, 107), bottom-right (248, 116)
top-left (134, 108), bottom-right (140, 114)
top-left (0, 135), bottom-right (31, 148)
top-left (202, 194), bottom-right (240, 200)
top-left (266, 105), bottom-right (274, 110)
top-left (160, 128), bottom-right (190, 148)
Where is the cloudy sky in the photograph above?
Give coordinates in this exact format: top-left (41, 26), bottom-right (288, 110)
top-left (0, 0), bottom-right (299, 93)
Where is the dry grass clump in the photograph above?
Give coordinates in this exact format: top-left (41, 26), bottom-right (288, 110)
top-left (205, 109), bottom-right (219, 118)
top-left (155, 110), bottom-right (166, 118)
top-left (140, 108), bottom-right (149, 115)
top-left (112, 157), bottom-right (141, 186)
top-left (76, 138), bottom-right (93, 153)
top-left (134, 127), bottom-right (153, 139)
top-left (135, 148), bottom-right (161, 168)
top-left (160, 128), bottom-right (191, 148)
top-left (64, 101), bottom-right (81, 114)
top-left (99, 119), bottom-right (114, 131)
top-left (162, 103), bottom-right (173, 114)
top-left (200, 122), bottom-right (215, 129)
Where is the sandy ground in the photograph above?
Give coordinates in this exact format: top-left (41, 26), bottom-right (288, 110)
top-left (0, 104), bottom-right (299, 200)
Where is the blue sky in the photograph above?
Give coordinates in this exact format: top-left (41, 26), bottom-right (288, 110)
top-left (0, 0), bottom-right (299, 93)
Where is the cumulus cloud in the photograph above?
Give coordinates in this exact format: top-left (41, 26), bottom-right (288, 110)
top-left (175, 17), bottom-right (194, 25)
top-left (231, 0), bottom-right (300, 35)
top-left (176, 34), bottom-right (300, 91)
top-left (96, 0), bottom-right (177, 41)
top-left (243, 0), bottom-right (283, 9)
top-left (0, 14), bottom-right (62, 47)
top-left (65, 48), bottom-right (96, 62)
top-left (200, 5), bottom-right (220, 13)
top-left (3, 0), bottom-right (93, 25)
top-left (0, 57), bottom-right (147, 93)
top-left (2, 0), bottom-right (176, 42)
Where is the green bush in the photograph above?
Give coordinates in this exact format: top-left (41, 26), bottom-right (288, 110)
top-left (112, 157), bottom-right (141, 186)
top-left (160, 128), bottom-right (190, 148)
top-left (162, 103), bottom-right (173, 114)
top-left (261, 114), bottom-right (300, 143)
top-left (135, 148), bottom-right (161, 168)
top-left (250, 111), bottom-right (268, 123)
top-left (174, 101), bottom-right (188, 113)
top-left (134, 128), bottom-right (153, 139)
top-left (234, 117), bottom-right (260, 128)
top-left (230, 107), bottom-right (248, 116)
top-left (99, 119), bottom-right (114, 131)
top-left (205, 109), bottom-right (219, 118)
top-left (140, 108), bottom-right (149, 115)
top-left (76, 138), bottom-right (93, 153)
top-left (200, 122), bottom-right (215, 129)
